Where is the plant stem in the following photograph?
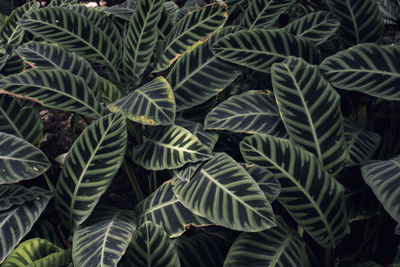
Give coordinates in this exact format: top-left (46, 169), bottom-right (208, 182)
top-left (325, 248), bottom-right (333, 267)
top-left (122, 161), bottom-right (145, 201)
top-left (43, 173), bottom-right (54, 192)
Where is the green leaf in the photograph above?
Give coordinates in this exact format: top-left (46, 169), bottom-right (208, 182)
top-left (123, 222), bottom-right (181, 267)
top-left (361, 155), bottom-right (400, 224)
top-left (377, 0), bottom-right (400, 24)
top-left (225, 0), bottom-right (244, 14)
top-left (205, 90), bottom-right (284, 135)
top-left (319, 43), bottom-right (400, 101)
top-left (327, 0), bottom-right (384, 47)
top-left (240, 135), bottom-right (349, 248)
top-left (212, 29), bottom-right (321, 73)
top-left (48, 0), bottom-right (77, 7)
top-left (0, 95), bottom-right (42, 146)
top-left (123, 0), bottom-right (165, 86)
top-left (135, 181), bottom-right (213, 238)
top-left (0, 68), bottom-right (105, 118)
top-left (132, 124), bottom-right (212, 170)
top-left (241, 0), bottom-right (295, 29)
top-left (0, 2), bottom-right (40, 46)
top-left (223, 216), bottom-right (310, 266)
top-left (172, 152), bottom-right (276, 231)
top-left (2, 238), bottom-right (71, 267)
top-left (272, 56), bottom-right (348, 175)
top-left (97, 1), bottom-right (137, 20)
top-left (107, 77), bottom-right (175, 126)
top-left (54, 113), bottom-right (127, 230)
top-left (19, 7), bottom-right (119, 76)
top-left (28, 219), bottom-right (64, 248)
top-left (154, 2), bottom-right (228, 72)
top-left (175, 119), bottom-right (218, 149)
top-left (344, 119), bottom-right (381, 166)
top-left (73, 206), bottom-right (136, 267)
top-left (0, 185), bottom-right (48, 211)
top-left (0, 132), bottom-right (50, 185)
top-left (0, 190), bottom-right (52, 264)
top-left (284, 11), bottom-right (340, 45)
top-left (158, 3), bottom-right (175, 40)
top-left (1, 52), bottom-right (24, 76)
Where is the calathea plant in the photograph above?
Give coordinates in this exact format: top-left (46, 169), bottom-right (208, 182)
top-left (0, 0), bottom-right (398, 266)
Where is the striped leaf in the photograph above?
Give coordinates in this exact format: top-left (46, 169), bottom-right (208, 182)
top-left (2, 238), bottom-right (71, 267)
top-left (0, 69), bottom-right (105, 118)
top-left (0, 190), bottom-right (52, 264)
top-left (223, 217), bottom-right (309, 267)
top-left (319, 43), bottom-right (400, 101)
top-left (240, 135), bottom-right (349, 248)
top-left (132, 124), bottom-right (212, 170)
top-left (272, 57), bottom-right (348, 175)
top-left (0, 2), bottom-right (40, 46)
top-left (226, 0), bottom-right (244, 14)
top-left (205, 90), bottom-right (284, 136)
top-left (108, 77), bottom-right (175, 126)
top-left (98, 1), bottom-right (138, 20)
top-left (327, 0), bottom-right (384, 47)
top-left (123, 0), bottom-right (165, 86)
top-left (19, 7), bottom-right (119, 76)
top-left (361, 155), bottom-right (400, 224)
top-left (0, 95), bottom-right (42, 146)
top-left (49, 0), bottom-right (77, 7)
top-left (172, 152), bottom-right (276, 231)
top-left (122, 222), bottom-right (181, 267)
top-left (99, 78), bottom-right (123, 103)
top-left (135, 181), bottom-right (213, 238)
top-left (158, 4), bottom-right (175, 40)
top-left (164, 1), bottom-right (179, 19)
top-left (0, 52), bottom-right (24, 76)
top-left (212, 29), bottom-right (321, 73)
top-left (179, 96), bottom-right (217, 123)
top-left (377, 0), bottom-right (400, 24)
top-left (344, 119), bottom-right (381, 166)
top-left (154, 2), bottom-right (228, 72)
top-left (28, 220), bottom-right (64, 248)
top-left (167, 26), bottom-right (241, 111)
top-left (73, 207), bottom-right (136, 267)
top-left (175, 119), bottom-right (219, 149)
top-left (241, 0), bottom-right (295, 29)
top-left (173, 161), bottom-right (203, 182)
top-left (284, 11), bottom-right (340, 45)
top-left (0, 185), bottom-right (48, 211)
top-left (0, 132), bottom-right (50, 185)
top-left (54, 113), bottom-right (127, 230)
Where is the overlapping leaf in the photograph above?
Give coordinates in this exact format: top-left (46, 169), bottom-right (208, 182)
top-left (226, 0), bottom-right (244, 14)
top-left (0, 52), bottom-right (24, 76)
top-left (0, 132), bottom-right (50, 185)
top-left (361, 155), bottom-right (400, 224)
top-left (284, 11), bottom-right (340, 45)
top-left (240, 135), bottom-right (349, 248)
top-left (73, 207), bottom-right (136, 267)
top-left (28, 219), bottom-right (64, 248)
top-left (158, 4), bottom-right (175, 40)
top-left (319, 43), bottom-right (400, 101)
top-left (327, 0), bottom-right (384, 47)
top-left (98, 1), bottom-right (137, 20)
top-left (0, 190), bottom-right (52, 264)
top-left (212, 29), bottom-right (321, 72)
top-left (135, 181), bottom-right (213, 238)
top-left (154, 2), bottom-right (228, 72)
top-left (272, 57), bottom-right (348, 175)
top-left (241, 0), bottom-right (295, 29)
top-left (49, 0), bottom-right (77, 7)
top-left (0, 185), bottom-right (48, 211)
top-left (132, 124), bottom-right (212, 170)
top-left (55, 113), bottom-right (127, 230)
top-left (377, 0), bottom-right (400, 24)
top-left (172, 152), bottom-right (276, 231)
top-left (2, 238), bottom-right (71, 267)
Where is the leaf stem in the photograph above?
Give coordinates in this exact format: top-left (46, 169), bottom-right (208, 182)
top-left (43, 173), bottom-right (54, 192)
top-left (122, 160), bottom-right (145, 201)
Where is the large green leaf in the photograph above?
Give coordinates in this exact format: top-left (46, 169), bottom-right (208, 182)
top-left (0, 2), bottom-right (40, 46)
top-left (123, 0), bottom-right (165, 86)
top-left (132, 124), bottom-right (212, 170)
top-left (272, 57), bottom-right (348, 175)
top-left (122, 222), bottom-right (181, 267)
top-left (0, 95), bottom-right (42, 146)
top-left (73, 206), bottom-right (136, 267)
top-left (135, 181), bottom-right (213, 238)
top-left (361, 155), bottom-right (400, 224)
top-left (167, 26), bottom-right (241, 111)
top-left (172, 152), bottom-right (276, 231)
top-left (284, 11), bottom-right (340, 46)
top-left (0, 68), bottom-right (105, 118)
top-left (226, 0), bottom-right (244, 14)
top-left (98, 1), bottom-right (137, 20)
top-left (55, 113), bottom-right (127, 230)
top-left (154, 2), bottom-right (228, 72)
top-left (319, 43), bottom-right (400, 101)
top-left (158, 3), bottom-right (175, 40)
top-left (241, 0), bottom-right (295, 29)
top-left (0, 132), bottom-right (50, 185)
top-left (2, 238), bottom-right (71, 267)
top-left (107, 77), bottom-right (175, 126)
top-left (205, 90), bottom-right (284, 136)
top-left (19, 7), bottom-right (119, 76)
top-left (0, 52), bottom-right (24, 76)
top-left (327, 0), bottom-right (384, 47)
top-left (212, 29), bottom-right (321, 73)
top-left (223, 216), bottom-right (309, 266)
top-left (48, 0), bottom-right (77, 7)
top-left (240, 135), bottom-right (349, 248)
top-left (0, 185), bottom-right (48, 211)
top-left (0, 190), bottom-right (52, 264)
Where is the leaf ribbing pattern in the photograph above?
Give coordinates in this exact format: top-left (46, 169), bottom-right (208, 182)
top-left (98, 1), bottom-right (137, 20)
top-left (0, 186), bottom-right (49, 211)
top-left (175, 119), bottom-right (219, 149)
